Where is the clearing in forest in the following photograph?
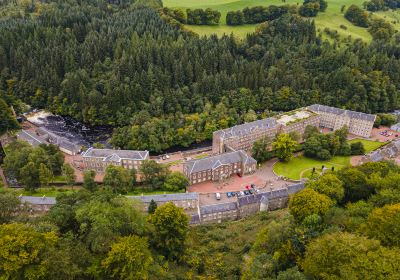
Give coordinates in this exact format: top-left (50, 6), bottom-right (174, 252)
top-left (164, 0), bottom-right (400, 40)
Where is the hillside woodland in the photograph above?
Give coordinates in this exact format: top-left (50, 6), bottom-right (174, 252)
top-left (0, 0), bottom-right (400, 151)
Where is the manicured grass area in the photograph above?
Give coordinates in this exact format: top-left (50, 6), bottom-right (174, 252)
top-left (6, 186), bottom-right (183, 197)
top-left (193, 153), bottom-right (210, 159)
top-left (126, 189), bottom-right (185, 196)
top-left (348, 139), bottom-right (386, 153)
top-left (273, 155), bottom-right (350, 180)
top-left (164, 0), bottom-right (400, 41)
top-left (16, 187), bottom-right (78, 197)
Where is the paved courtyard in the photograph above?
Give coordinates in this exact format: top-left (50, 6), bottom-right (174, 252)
top-left (188, 158), bottom-right (293, 194)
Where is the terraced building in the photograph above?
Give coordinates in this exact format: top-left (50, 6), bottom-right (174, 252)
top-left (212, 105), bottom-right (376, 155)
top-left (307, 104), bottom-right (376, 138)
top-left (212, 108), bottom-right (320, 154)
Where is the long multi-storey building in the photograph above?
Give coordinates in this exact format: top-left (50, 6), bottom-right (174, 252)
top-left (307, 104), bottom-right (376, 138)
top-left (212, 108), bottom-right (320, 154)
top-left (183, 150), bottom-right (256, 185)
top-left (82, 148), bottom-right (149, 173)
top-left (212, 105), bottom-right (376, 155)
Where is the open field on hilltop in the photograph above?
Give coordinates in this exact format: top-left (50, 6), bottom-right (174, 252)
top-left (164, 0), bottom-right (400, 40)
top-left (273, 139), bottom-right (384, 180)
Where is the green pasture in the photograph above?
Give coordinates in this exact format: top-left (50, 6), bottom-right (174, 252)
top-left (164, 0), bottom-right (400, 40)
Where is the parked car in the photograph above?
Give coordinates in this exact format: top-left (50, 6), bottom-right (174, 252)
top-left (216, 193), bottom-right (221, 200)
top-left (226, 192), bottom-right (232, 198)
top-left (249, 189), bottom-right (254, 195)
top-left (244, 190), bottom-right (250, 195)
top-left (240, 191), bottom-right (245, 196)
top-left (236, 191), bottom-right (242, 197)
top-left (165, 154), bottom-right (170, 159)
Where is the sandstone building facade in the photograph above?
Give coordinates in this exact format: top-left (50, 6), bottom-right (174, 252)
top-left (307, 104), bottom-right (376, 138)
top-left (82, 148), bottom-right (149, 173)
top-left (183, 150), bottom-right (256, 185)
top-left (212, 105), bottom-right (376, 155)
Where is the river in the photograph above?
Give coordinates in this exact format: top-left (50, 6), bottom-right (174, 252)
top-left (26, 111), bottom-right (212, 154)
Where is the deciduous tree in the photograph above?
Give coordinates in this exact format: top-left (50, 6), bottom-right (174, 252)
top-left (272, 133), bottom-right (298, 162)
top-left (101, 235), bottom-right (153, 280)
top-left (289, 188), bottom-right (333, 222)
top-left (148, 202), bottom-right (189, 260)
top-left (0, 223), bottom-right (58, 279)
top-left (365, 203), bottom-right (400, 247)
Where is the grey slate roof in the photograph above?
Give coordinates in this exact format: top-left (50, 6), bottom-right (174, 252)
top-left (214, 117), bottom-right (277, 140)
top-left (16, 130), bottom-right (48, 146)
top-left (128, 192), bottom-right (199, 203)
top-left (58, 139), bottom-right (80, 153)
top-left (200, 202), bottom-right (237, 215)
top-left (370, 150), bottom-right (385, 162)
top-left (20, 196), bottom-right (57, 205)
top-left (237, 193), bottom-right (264, 206)
top-left (190, 214), bottom-right (201, 224)
top-left (391, 123), bottom-right (400, 132)
top-left (308, 104), bottom-right (376, 122)
top-left (83, 148), bottom-right (149, 162)
top-left (184, 150), bottom-right (257, 174)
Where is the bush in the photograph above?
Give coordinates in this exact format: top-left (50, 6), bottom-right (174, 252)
top-left (350, 141), bottom-right (365, 155)
top-left (344, 5), bottom-right (369, 27)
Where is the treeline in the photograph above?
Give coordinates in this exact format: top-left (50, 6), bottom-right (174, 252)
top-left (226, 5), bottom-right (292, 25)
top-left (186, 8), bottom-right (221, 25)
top-left (299, 0), bottom-right (328, 17)
top-left (344, 5), bottom-right (395, 39)
top-left (364, 0), bottom-right (400, 11)
top-left (243, 160), bottom-right (400, 279)
top-left (3, 141), bottom-right (65, 190)
top-left (1, 1), bottom-right (400, 152)
top-left (303, 126), bottom-right (365, 160)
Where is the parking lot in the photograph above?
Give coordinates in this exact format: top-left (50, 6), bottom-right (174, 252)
top-left (199, 184), bottom-right (262, 205)
top-left (371, 127), bottom-right (399, 142)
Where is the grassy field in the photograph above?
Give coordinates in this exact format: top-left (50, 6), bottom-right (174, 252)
top-left (273, 155), bottom-right (350, 180)
top-left (273, 139), bottom-right (384, 180)
top-left (164, 0), bottom-right (400, 40)
top-left (348, 138), bottom-right (386, 153)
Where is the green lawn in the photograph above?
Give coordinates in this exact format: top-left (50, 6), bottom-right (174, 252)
top-left (16, 187), bottom-right (78, 197)
top-left (164, 0), bottom-right (400, 40)
top-left (273, 155), bottom-right (350, 180)
top-left (5, 187), bottom-right (184, 197)
top-left (348, 139), bottom-right (386, 153)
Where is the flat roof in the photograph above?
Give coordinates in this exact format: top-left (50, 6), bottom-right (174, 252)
top-left (276, 109), bottom-right (317, 126)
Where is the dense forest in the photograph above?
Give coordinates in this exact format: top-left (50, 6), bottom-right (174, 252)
top-left (0, 0), bottom-right (399, 152)
top-left (1, 161), bottom-right (400, 279)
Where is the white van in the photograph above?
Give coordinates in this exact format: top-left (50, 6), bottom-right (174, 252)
top-left (215, 193), bottom-right (221, 200)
